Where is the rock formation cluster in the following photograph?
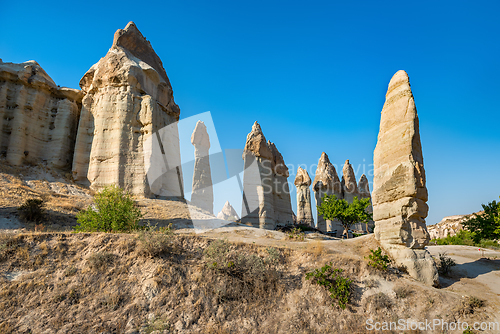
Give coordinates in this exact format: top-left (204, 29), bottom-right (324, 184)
top-left (294, 167), bottom-right (314, 226)
top-left (311, 153), bottom-right (373, 233)
top-left (217, 201), bottom-right (240, 221)
top-left (372, 70), bottom-right (438, 286)
top-left (190, 121), bottom-right (213, 213)
top-left (241, 122), bottom-right (294, 229)
top-left (0, 60), bottom-right (82, 168)
top-left (427, 214), bottom-right (470, 240)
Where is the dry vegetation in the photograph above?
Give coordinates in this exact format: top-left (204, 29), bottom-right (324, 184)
top-left (0, 229), bottom-right (493, 334)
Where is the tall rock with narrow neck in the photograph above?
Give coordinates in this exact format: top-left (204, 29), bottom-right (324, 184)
top-left (373, 70), bottom-right (437, 286)
top-left (72, 22), bottom-right (183, 198)
top-left (241, 121), bottom-right (293, 229)
top-left (355, 174), bottom-right (374, 233)
top-left (190, 121), bottom-right (213, 213)
top-left (0, 60), bottom-right (81, 168)
top-left (294, 167), bottom-right (314, 226)
top-left (313, 152), bottom-right (342, 232)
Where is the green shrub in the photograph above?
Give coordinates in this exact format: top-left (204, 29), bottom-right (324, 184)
top-left (367, 247), bottom-right (390, 270)
top-left (74, 185), bottom-right (142, 232)
top-left (432, 230), bottom-right (499, 250)
top-left (287, 227), bottom-right (305, 241)
top-left (18, 198), bottom-right (45, 222)
top-left (305, 262), bottom-right (352, 309)
top-left (435, 252), bottom-right (457, 276)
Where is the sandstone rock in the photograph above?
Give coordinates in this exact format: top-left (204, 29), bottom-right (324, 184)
top-left (241, 122), bottom-right (293, 229)
top-left (294, 167), bottom-right (314, 226)
top-left (269, 141), bottom-right (294, 226)
top-left (373, 70), bottom-right (438, 286)
top-left (72, 22), bottom-right (183, 198)
top-left (352, 174), bottom-right (374, 233)
top-left (312, 152), bottom-right (342, 232)
top-left (217, 201), bottom-right (240, 221)
top-left (427, 214), bottom-right (471, 240)
top-left (0, 60), bottom-right (82, 168)
top-left (341, 159), bottom-right (360, 203)
top-left (190, 121), bottom-right (213, 213)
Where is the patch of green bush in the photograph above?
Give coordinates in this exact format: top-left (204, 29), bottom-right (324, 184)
top-left (18, 198), bottom-right (45, 222)
top-left (305, 262), bottom-right (352, 309)
top-left (435, 252), bottom-right (457, 276)
top-left (367, 247), bottom-right (390, 270)
top-left (432, 230), bottom-right (499, 250)
top-left (74, 185), bottom-right (142, 232)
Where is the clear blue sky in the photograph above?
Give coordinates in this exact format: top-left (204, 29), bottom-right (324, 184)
top-left (1, 0), bottom-right (499, 225)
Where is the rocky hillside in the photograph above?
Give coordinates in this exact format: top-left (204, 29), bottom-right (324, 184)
top-left (427, 214), bottom-right (474, 240)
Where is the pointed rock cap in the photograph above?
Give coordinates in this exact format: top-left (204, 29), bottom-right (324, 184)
top-left (358, 174), bottom-right (370, 196)
top-left (313, 152), bottom-right (341, 193)
top-left (386, 70), bottom-right (412, 100)
top-left (216, 201), bottom-right (240, 221)
top-left (112, 21), bottom-right (170, 84)
top-left (243, 121), bottom-right (273, 160)
top-left (191, 120), bottom-right (210, 148)
top-left (342, 159), bottom-right (358, 194)
top-left (294, 167), bottom-right (311, 187)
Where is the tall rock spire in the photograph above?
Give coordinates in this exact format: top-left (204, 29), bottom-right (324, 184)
top-left (313, 152), bottom-right (342, 232)
top-left (372, 70), bottom-right (437, 286)
top-left (72, 22), bottom-right (183, 198)
top-left (294, 167), bottom-right (314, 226)
top-left (341, 159), bottom-right (360, 203)
top-left (190, 121), bottom-right (213, 214)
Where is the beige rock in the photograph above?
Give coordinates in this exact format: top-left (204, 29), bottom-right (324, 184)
top-left (373, 70), bottom-right (437, 286)
top-left (0, 60), bottom-right (82, 168)
top-left (312, 152), bottom-right (342, 232)
top-left (240, 122), bottom-right (293, 229)
top-left (351, 174), bottom-right (374, 233)
top-left (341, 159), bottom-right (360, 203)
top-left (217, 201), bottom-right (240, 221)
top-left (427, 214), bottom-right (471, 240)
top-left (72, 22), bottom-right (183, 198)
top-left (190, 121), bottom-right (213, 213)
top-left (294, 167), bottom-right (314, 226)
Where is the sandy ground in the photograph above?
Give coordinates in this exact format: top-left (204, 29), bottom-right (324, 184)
top-left (427, 245), bottom-right (500, 323)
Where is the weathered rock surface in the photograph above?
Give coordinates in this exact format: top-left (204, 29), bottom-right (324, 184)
top-left (313, 152), bottom-right (342, 232)
top-left (190, 121), bottom-right (213, 213)
top-left (350, 174), bottom-right (374, 233)
top-left (341, 160), bottom-right (360, 203)
top-left (72, 22), bottom-right (183, 198)
top-left (294, 167), bottom-right (314, 226)
top-left (241, 122), bottom-right (293, 229)
top-left (0, 60), bottom-right (82, 168)
top-left (428, 214), bottom-right (471, 240)
top-left (373, 70), bottom-right (438, 286)
top-left (217, 201), bottom-right (240, 221)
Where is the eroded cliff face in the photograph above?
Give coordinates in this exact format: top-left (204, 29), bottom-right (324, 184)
top-left (0, 60), bottom-right (81, 168)
top-left (294, 167), bottom-right (314, 226)
top-left (72, 22), bottom-right (183, 197)
top-left (372, 70), bottom-right (438, 286)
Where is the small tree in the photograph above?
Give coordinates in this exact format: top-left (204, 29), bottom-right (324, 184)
top-left (74, 185), bottom-right (142, 232)
top-left (462, 198), bottom-right (500, 243)
top-left (317, 195), bottom-right (372, 238)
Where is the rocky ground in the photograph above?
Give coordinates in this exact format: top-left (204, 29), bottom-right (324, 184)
top-left (1, 164), bottom-right (500, 333)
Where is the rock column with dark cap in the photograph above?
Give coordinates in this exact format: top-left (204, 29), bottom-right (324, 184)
top-left (294, 167), bottom-right (314, 226)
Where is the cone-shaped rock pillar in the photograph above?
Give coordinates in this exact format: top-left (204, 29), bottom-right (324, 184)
top-left (373, 70), bottom-right (438, 286)
top-left (294, 167), bottom-right (314, 226)
top-left (190, 121), bottom-right (213, 213)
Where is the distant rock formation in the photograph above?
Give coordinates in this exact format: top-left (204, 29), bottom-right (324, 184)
top-left (428, 214), bottom-right (472, 240)
top-left (351, 174), bottom-right (374, 232)
top-left (0, 60), bottom-right (82, 168)
top-left (341, 160), bottom-right (360, 203)
top-left (217, 201), bottom-right (239, 221)
top-left (312, 152), bottom-right (342, 232)
top-left (241, 122), bottom-right (294, 229)
top-left (294, 167), bottom-right (314, 226)
top-left (372, 70), bottom-right (438, 286)
top-left (190, 121), bottom-right (213, 213)
top-left (72, 22), bottom-right (183, 198)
